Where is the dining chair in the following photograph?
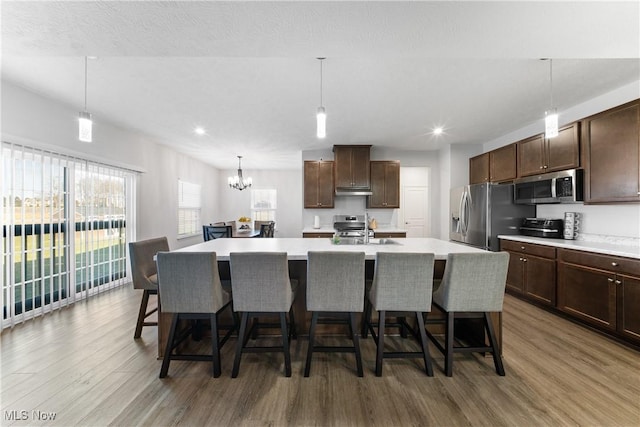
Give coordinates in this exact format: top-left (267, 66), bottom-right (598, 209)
top-left (259, 221), bottom-right (275, 238)
top-left (305, 251), bottom-right (366, 377)
top-left (425, 251), bottom-right (510, 376)
top-left (229, 252), bottom-right (297, 378)
top-left (363, 252), bottom-right (435, 376)
top-left (128, 237), bottom-right (169, 339)
top-left (203, 225), bottom-right (232, 241)
top-left (156, 251), bottom-right (235, 378)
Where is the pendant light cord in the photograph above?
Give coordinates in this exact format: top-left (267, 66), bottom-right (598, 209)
top-left (84, 56), bottom-right (88, 111)
top-left (318, 57), bottom-right (325, 107)
top-left (548, 58), bottom-right (553, 109)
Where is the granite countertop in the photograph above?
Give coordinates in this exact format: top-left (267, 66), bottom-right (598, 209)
top-left (498, 235), bottom-right (640, 260)
top-left (177, 237), bottom-right (485, 261)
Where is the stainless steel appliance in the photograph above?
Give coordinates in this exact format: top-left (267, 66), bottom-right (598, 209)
top-left (450, 183), bottom-right (535, 251)
top-left (519, 218), bottom-right (564, 238)
top-left (514, 169), bottom-right (584, 204)
top-left (333, 215), bottom-right (374, 238)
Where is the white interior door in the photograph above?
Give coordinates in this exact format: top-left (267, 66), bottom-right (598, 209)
top-left (400, 167), bottom-right (430, 237)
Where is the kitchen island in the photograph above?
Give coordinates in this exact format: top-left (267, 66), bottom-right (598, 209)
top-left (157, 238), bottom-right (492, 357)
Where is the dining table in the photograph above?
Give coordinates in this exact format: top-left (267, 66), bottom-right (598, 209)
top-left (155, 237), bottom-right (497, 358)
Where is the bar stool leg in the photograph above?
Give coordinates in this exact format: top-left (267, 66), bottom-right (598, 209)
top-left (210, 313), bottom-right (221, 378)
top-left (304, 312), bottom-right (319, 377)
top-left (159, 313), bottom-right (179, 378)
top-left (484, 312), bottom-right (505, 376)
top-left (350, 313), bottom-right (364, 378)
top-left (280, 312), bottom-right (291, 377)
top-left (232, 312), bottom-right (249, 378)
top-left (415, 311), bottom-right (433, 377)
top-left (375, 310), bottom-right (386, 377)
top-left (445, 311), bottom-right (454, 377)
top-left (361, 299), bottom-right (372, 339)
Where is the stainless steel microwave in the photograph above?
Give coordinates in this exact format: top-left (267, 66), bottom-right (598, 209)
top-left (514, 169), bottom-right (584, 204)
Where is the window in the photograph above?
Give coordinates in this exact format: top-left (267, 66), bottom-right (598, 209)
top-left (178, 180), bottom-right (201, 237)
top-left (251, 189), bottom-right (276, 222)
top-left (1, 142), bottom-right (136, 328)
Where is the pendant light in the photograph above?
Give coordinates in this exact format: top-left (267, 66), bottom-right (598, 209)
top-left (228, 156), bottom-right (252, 191)
top-left (544, 58), bottom-right (558, 138)
top-left (78, 56), bottom-right (93, 142)
top-left (316, 57), bottom-right (326, 139)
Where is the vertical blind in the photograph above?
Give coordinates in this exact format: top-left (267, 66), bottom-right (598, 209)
top-left (1, 142), bottom-right (137, 328)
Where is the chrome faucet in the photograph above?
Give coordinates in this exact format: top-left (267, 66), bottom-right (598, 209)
top-left (364, 212), bottom-right (370, 244)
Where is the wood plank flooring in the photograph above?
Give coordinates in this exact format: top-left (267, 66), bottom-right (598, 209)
top-left (1, 285), bottom-right (639, 426)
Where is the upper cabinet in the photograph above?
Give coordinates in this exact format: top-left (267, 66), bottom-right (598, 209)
top-left (368, 161), bottom-right (400, 208)
top-left (469, 152), bottom-right (489, 184)
top-left (334, 145), bottom-right (371, 189)
top-left (582, 99), bottom-right (640, 203)
top-left (518, 123), bottom-right (580, 177)
top-left (490, 143), bottom-right (518, 182)
top-left (469, 144), bottom-right (516, 184)
top-left (304, 160), bottom-right (334, 208)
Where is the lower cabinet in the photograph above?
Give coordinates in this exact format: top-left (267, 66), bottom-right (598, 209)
top-left (557, 249), bottom-right (640, 343)
top-left (501, 240), bottom-right (556, 306)
top-left (501, 240), bottom-right (640, 347)
top-left (373, 231), bottom-right (406, 238)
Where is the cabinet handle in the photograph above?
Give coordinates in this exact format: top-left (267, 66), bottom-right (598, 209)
top-left (522, 258), bottom-right (527, 262)
top-left (518, 257), bottom-right (523, 261)
top-left (607, 278), bottom-right (614, 282)
top-left (521, 246), bottom-right (525, 250)
top-left (539, 166), bottom-right (544, 169)
top-left (611, 262), bottom-right (619, 267)
top-left (543, 165), bottom-right (548, 169)
top-left (615, 280), bottom-right (622, 285)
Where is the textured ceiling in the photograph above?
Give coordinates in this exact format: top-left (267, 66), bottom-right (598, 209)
top-left (2, 1), bottom-right (639, 170)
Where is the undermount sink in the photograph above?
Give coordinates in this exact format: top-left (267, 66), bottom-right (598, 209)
top-left (332, 237), bottom-right (399, 245)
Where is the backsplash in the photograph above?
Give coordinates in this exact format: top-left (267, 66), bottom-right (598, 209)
top-left (576, 233), bottom-right (640, 247)
top-left (302, 196), bottom-right (399, 229)
top-left (537, 203), bottom-right (640, 240)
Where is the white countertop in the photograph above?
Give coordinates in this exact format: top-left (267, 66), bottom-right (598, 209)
top-left (498, 235), bottom-right (640, 259)
top-left (176, 237), bottom-right (486, 260)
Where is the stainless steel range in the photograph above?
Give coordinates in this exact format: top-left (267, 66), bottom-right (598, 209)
top-left (333, 215), bottom-right (374, 238)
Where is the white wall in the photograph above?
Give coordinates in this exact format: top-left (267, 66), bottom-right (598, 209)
top-left (1, 81), bottom-right (220, 249)
top-left (216, 168), bottom-right (303, 238)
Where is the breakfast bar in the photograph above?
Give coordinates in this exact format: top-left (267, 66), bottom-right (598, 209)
top-left (155, 237), bottom-right (493, 357)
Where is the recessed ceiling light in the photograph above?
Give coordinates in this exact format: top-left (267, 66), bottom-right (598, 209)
top-left (433, 127), bottom-right (444, 135)
top-left (194, 127), bottom-right (206, 136)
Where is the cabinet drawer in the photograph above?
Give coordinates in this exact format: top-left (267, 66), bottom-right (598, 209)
top-left (374, 232), bottom-right (406, 238)
top-left (558, 249), bottom-right (640, 276)
top-left (500, 240), bottom-right (556, 259)
top-left (302, 232), bottom-right (333, 238)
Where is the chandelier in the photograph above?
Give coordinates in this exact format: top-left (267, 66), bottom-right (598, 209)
top-left (228, 156), bottom-right (252, 191)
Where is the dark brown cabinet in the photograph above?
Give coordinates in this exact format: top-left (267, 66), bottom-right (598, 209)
top-left (557, 248), bottom-right (640, 343)
top-left (582, 99), bottom-right (640, 203)
top-left (302, 232), bottom-right (334, 238)
top-left (373, 232), bottom-right (406, 238)
top-left (517, 123), bottom-right (580, 177)
top-left (368, 161), bottom-right (400, 208)
top-left (469, 152), bottom-right (489, 184)
top-left (334, 145), bottom-right (371, 189)
top-left (469, 144), bottom-right (517, 184)
top-left (501, 240), bottom-right (556, 306)
top-left (304, 160), bottom-right (334, 208)
top-left (489, 143), bottom-right (518, 182)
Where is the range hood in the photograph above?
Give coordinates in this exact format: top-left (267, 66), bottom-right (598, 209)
top-left (335, 187), bottom-right (372, 196)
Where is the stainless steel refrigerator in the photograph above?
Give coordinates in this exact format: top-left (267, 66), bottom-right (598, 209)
top-left (450, 183), bottom-right (535, 251)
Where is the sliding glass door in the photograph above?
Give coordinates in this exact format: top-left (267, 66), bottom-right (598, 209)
top-left (1, 143), bottom-right (136, 328)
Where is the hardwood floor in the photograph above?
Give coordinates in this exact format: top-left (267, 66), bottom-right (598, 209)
top-left (1, 285), bottom-right (639, 426)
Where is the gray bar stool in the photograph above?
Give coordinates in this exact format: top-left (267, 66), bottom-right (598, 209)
top-left (128, 237), bottom-right (169, 339)
top-left (365, 252), bottom-right (435, 377)
top-left (229, 252), bottom-right (297, 378)
top-left (426, 252), bottom-right (510, 376)
top-left (305, 251), bottom-right (366, 377)
top-left (156, 251), bottom-right (235, 378)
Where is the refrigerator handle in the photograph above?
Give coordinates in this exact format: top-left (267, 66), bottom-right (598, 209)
top-left (461, 190), bottom-right (470, 235)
